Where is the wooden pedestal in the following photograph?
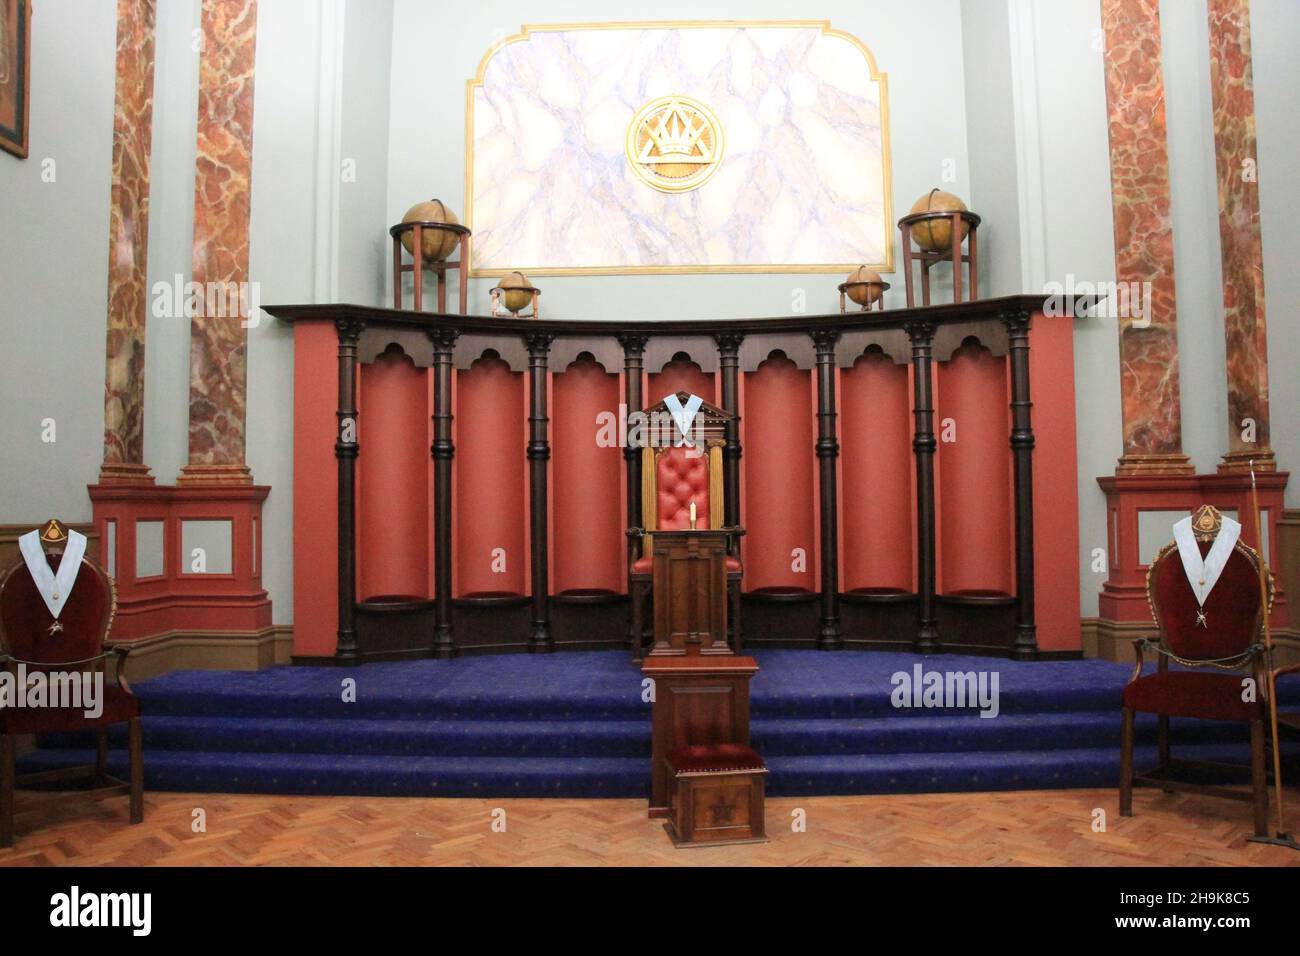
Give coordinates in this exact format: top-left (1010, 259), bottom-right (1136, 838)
top-left (648, 529), bottom-right (734, 656)
top-left (641, 655), bottom-right (758, 818)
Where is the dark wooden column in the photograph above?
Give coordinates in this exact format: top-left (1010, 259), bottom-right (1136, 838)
top-left (714, 333), bottom-right (744, 527)
top-left (1002, 307), bottom-right (1038, 660)
top-left (811, 329), bottom-right (843, 649)
top-left (526, 331), bottom-right (555, 653)
top-left (334, 317), bottom-right (365, 662)
top-left (428, 325), bottom-right (459, 659)
top-left (619, 334), bottom-right (648, 537)
top-left (905, 318), bottom-right (939, 654)
top-left (619, 334), bottom-right (648, 650)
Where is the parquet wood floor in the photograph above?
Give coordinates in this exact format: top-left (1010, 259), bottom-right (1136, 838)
top-left (2, 788), bottom-right (1298, 866)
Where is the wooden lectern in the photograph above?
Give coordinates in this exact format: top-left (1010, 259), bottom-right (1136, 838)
top-left (646, 529), bottom-right (738, 656)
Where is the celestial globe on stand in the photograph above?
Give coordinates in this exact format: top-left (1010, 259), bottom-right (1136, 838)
top-left (845, 266), bottom-right (885, 307)
top-left (498, 271), bottom-right (535, 314)
top-left (908, 189), bottom-right (970, 252)
top-left (399, 198), bottom-right (460, 262)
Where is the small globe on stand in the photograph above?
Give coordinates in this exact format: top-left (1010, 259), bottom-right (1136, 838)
top-left (838, 265), bottom-right (890, 313)
top-left (908, 189), bottom-right (970, 252)
top-left (399, 198), bottom-right (460, 262)
top-left (845, 266), bottom-right (885, 307)
top-left (491, 271), bottom-right (540, 318)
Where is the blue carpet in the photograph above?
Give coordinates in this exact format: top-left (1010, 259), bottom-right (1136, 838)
top-left (21, 650), bottom-right (1300, 799)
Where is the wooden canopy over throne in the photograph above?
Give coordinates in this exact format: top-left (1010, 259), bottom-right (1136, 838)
top-left (628, 393), bottom-right (742, 659)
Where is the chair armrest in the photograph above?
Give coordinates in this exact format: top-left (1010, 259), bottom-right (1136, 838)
top-left (110, 645), bottom-right (134, 694)
top-left (1127, 638), bottom-right (1153, 684)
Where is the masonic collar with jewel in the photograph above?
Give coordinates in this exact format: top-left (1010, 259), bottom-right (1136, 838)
top-left (1171, 513), bottom-right (1240, 613)
top-left (17, 528), bottom-right (87, 620)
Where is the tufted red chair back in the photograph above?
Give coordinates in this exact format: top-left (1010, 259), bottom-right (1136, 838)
top-left (1147, 539), bottom-right (1266, 663)
top-left (655, 446), bottom-right (710, 530)
top-left (0, 553), bottom-right (115, 673)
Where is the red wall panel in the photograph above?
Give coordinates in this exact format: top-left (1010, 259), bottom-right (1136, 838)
top-left (648, 356), bottom-right (714, 406)
top-left (357, 348), bottom-right (430, 600)
top-left (292, 322), bottom-right (340, 656)
top-left (455, 354), bottom-right (526, 596)
top-left (552, 356), bottom-right (623, 594)
top-left (742, 354), bottom-right (815, 591)
top-left (936, 343), bottom-right (1013, 595)
top-left (840, 350), bottom-right (913, 591)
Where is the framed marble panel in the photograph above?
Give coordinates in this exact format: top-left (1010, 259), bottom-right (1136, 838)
top-left (466, 20), bottom-right (891, 276)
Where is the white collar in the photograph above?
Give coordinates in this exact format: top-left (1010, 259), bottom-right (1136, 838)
top-left (664, 393), bottom-right (703, 444)
top-left (18, 529), bottom-right (87, 619)
top-left (1171, 515), bottom-right (1240, 608)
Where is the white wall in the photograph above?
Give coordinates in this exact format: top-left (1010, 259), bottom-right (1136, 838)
top-left (386, 0), bottom-right (973, 319)
top-left (0, 0), bottom-right (117, 525)
top-left (1253, 0), bottom-right (1300, 503)
top-left (143, 0), bottom-right (200, 484)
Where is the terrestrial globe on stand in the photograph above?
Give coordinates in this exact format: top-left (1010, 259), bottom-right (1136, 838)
top-left (490, 271), bottom-right (541, 319)
top-left (897, 189), bottom-right (981, 307)
top-left (389, 198), bottom-right (472, 314)
top-left (838, 265), bottom-right (890, 313)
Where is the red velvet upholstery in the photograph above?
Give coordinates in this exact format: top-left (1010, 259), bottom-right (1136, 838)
top-left (633, 554), bottom-right (741, 575)
top-left (1148, 539), bottom-right (1264, 662)
top-left (1124, 536), bottom-right (1267, 723)
top-left (1, 554), bottom-right (111, 669)
top-left (0, 684), bottom-right (140, 733)
top-left (1123, 671), bottom-right (1262, 722)
top-left (656, 447), bottom-right (709, 530)
top-left (667, 743), bottom-right (766, 774)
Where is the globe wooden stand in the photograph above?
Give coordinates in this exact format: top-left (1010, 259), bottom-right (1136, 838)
top-left (490, 283), bottom-right (542, 319)
top-left (838, 278), bottom-right (890, 313)
top-left (390, 221), bottom-right (471, 315)
top-left (898, 210), bottom-right (981, 307)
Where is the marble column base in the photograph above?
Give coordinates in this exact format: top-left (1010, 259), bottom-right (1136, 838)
top-left (97, 461), bottom-right (157, 486)
top-left (1114, 452), bottom-right (1194, 477)
top-left (1218, 448), bottom-right (1277, 474)
top-left (177, 463), bottom-right (254, 486)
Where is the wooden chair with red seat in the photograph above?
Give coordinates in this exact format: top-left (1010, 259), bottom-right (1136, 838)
top-left (0, 519), bottom-right (143, 848)
top-left (628, 393), bottom-right (742, 660)
top-left (1119, 505), bottom-right (1276, 837)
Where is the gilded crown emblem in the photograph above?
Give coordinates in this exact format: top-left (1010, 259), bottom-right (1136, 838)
top-left (626, 95), bottom-right (725, 193)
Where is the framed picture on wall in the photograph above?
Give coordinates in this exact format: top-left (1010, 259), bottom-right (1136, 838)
top-left (0, 0), bottom-right (30, 159)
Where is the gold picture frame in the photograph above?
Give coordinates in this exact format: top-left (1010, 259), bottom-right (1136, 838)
top-left (465, 20), bottom-right (893, 277)
top-left (0, 0), bottom-right (30, 159)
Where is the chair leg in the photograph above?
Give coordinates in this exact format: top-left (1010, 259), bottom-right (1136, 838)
top-left (95, 728), bottom-right (108, 784)
top-left (1, 732), bottom-right (14, 848)
top-left (1251, 719), bottom-right (1268, 838)
top-left (128, 717), bottom-right (143, 825)
top-left (1119, 707), bottom-right (1134, 817)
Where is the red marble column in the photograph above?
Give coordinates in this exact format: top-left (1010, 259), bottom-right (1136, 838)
top-left (1207, 0), bottom-right (1273, 474)
top-left (100, 0), bottom-right (157, 485)
top-left (180, 0), bottom-right (258, 485)
top-left (1100, 0), bottom-right (1193, 476)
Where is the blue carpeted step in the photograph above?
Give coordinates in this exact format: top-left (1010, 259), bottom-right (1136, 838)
top-left (750, 712), bottom-right (1256, 756)
top-left (44, 715), bottom-right (652, 758)
top-left (765, 741), bottom-right (1300, 796)
top-left (17, 748), bottom-right (649, 799)
top-left (23, 740), bottom-right (1295, 800)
